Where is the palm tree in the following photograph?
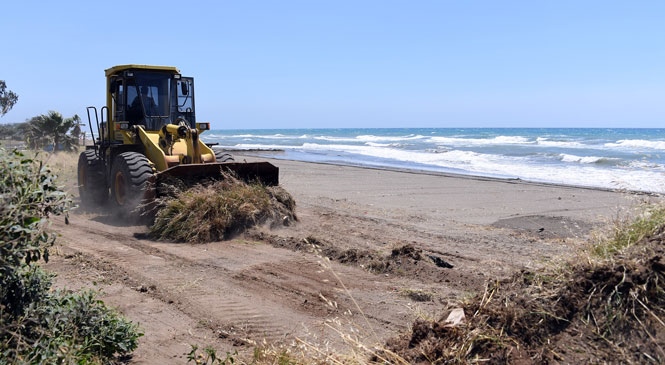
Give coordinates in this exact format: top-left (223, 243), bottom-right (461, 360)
top-left (69, 115), bottom-right (83, 146)
top-left (26, 111), bottom-right (80, 152)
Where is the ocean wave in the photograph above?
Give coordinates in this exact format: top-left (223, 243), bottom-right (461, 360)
top-left (224, 133), bottom-right (308, 139)
top-left (521, 165), bottom-right (665, 193)
top-left (428, 135), bottom-right (533, 146)
top-left (365, 142), bottom-right (406, 148)
top-left (558, 154), bottom-right (619, 165)
top-left (313, 134), bottom-right (426, 143)
top-left (627, 160), bottom-right (665, 171)
top-left (605, 139), bottom-right (665, 150)
top-left (232, 143), bottom-right (299, 150)
top-left (296, 143), bottom-right (522, 172)
top-left (356, 134), bottom-right (426, 142)
top-left (536, 138), bottom-right (586, 148)
top-left (203, 129), bottom-right (665, 193)
top-left (229, 142), bottom-right (664, 193)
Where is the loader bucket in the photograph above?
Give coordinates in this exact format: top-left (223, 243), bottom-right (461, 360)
top-left (155, 161), bottom-right (279, 187)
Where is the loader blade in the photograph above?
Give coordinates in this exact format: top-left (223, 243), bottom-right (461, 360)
top-left (155, 161), bottom-right (279, 187)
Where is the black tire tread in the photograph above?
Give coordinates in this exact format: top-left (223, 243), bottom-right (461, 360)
top-left (78, 150), bottom-right (107, 205)
top-left (111, 152), bottom-right (155, 210)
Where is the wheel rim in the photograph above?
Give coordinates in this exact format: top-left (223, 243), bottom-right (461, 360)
top-left (114, 171), bottom-right (127, 205)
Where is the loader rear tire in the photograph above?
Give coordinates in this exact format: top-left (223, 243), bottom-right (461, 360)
top-left (110, 152), bottom-right (155, 214)
top-left (215, 150), bottom-right (235, 163)
top-left (77, 150), bottom-right (107, 206)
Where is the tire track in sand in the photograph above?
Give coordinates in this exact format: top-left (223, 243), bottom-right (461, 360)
top-left (52, 216), bottom-right (336, 345)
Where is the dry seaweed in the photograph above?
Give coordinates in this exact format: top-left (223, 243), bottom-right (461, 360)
top-left (149, 174), bottom-right (297, 243)
top-left (386, 206), bottom-right (665, 364)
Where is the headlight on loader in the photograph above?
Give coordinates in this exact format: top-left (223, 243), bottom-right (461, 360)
top-left (197, 122), bottom-right (210, 131)
top-left (116, 122), bottom-right (130, 130)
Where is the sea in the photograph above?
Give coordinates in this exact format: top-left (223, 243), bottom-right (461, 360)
top-left (200, 128), bottom-right (665, 194)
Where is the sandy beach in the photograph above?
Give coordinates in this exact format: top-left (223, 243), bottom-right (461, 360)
top-left (45, 156), bottom-right (658, 363)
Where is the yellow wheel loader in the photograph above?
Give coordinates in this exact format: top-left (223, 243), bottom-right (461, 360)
top-left (78, 64), bottom-right (278, 214)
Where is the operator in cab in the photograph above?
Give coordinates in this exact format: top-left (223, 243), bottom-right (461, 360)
top-left (128, 85), bottom-right (158, 127)
top-left (131, 86), bottom-right (157, 114)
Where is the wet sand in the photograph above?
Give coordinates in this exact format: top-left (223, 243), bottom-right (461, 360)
top-left (258, 156), bottom-right (654, 229)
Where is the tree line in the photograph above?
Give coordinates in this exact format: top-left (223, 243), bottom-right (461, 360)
top-left (0, 80), bottom-right (83, 152)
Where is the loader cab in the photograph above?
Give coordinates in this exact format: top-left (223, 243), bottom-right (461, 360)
top-left (106, 65), bottom-right (196, 134)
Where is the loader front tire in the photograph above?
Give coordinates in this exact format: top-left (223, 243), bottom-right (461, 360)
top-left (110, 152), bottom-right (155, 214)
top-left (78, 150), bottom-right (107, 206)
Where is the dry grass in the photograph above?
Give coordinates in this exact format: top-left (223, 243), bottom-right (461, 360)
top-left (33, 151), bottom-right (80, 194)
top-left (590, 203), bottom-right (665, 258)
top-left (384, 202), bottom-right (665, 364)
top-left (399, 288), bottom-right (435, 302)
top-left (149, 175), bottom-right (297, 243)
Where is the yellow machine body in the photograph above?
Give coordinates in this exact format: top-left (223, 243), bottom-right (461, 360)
top-left (78, 65), bottom-right (278, 212)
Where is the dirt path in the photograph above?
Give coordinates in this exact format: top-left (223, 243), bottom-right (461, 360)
top-left (45, 158), bottom-right (650, 363)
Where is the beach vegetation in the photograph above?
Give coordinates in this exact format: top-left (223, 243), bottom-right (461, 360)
top-left (0, 147), bottom-right (141, 363)
top-left (186, 345), bottom-right (238, 364)
top-left (590, 203), bottom-right (665, 258)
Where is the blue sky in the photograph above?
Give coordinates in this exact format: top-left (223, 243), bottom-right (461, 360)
top-left (1, 1), bottom-right (663, 129)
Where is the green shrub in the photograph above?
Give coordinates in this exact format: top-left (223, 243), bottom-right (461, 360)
top-left (186, 345), bottom-right (238, 365)
top-left (0, 147), bottom-right (141, 364)
top-left (0, 149), bottom-right (68, 270)
top-left (11, 289), bottom-right (142, 364)
top-left (1, 148), bottom-right (68, 319)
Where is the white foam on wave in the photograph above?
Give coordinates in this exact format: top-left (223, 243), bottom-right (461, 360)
top-left (296, 142), bottom-right (665, 192)
top-left (536, 138), bottom-right (586, 148)
top-left (233, 143), bottom-right (297, 150)
top-left (365, 142), bottom-right (398, 147)
top-left (299, 143), bottom-right (526, 176)
top-left (201, 134), bottom-right (308, 143)
top-left (558, 153), bottom-right (617, 164)
top-left (234, 133), bottom-right (307, 139)
top-left (429, 135), bottom-right (533, 146)
top-left (313, 134), bottom-right (426, 143)
top-left (515, 163), bottom-right (665, 192)
top-left (356, 134), bottom-right (426, 142)
top-left (605, 139), bottom-right (665, 150)
top-left (627, 160), bottom-right (665, 171)
top-left (223, 140), bottom-right (665, 193)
